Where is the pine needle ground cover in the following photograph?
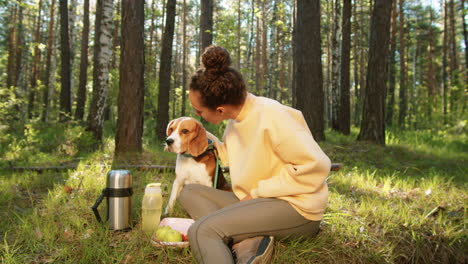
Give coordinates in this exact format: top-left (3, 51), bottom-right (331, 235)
top-left (0, 124), bottom-right (466, 264)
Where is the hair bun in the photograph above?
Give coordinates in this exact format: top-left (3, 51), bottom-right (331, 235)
top-left (202, 45), bottom-right (231, 72)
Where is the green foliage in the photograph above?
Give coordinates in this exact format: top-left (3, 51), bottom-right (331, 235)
top-left (0, 122), bottom-right (96, 167)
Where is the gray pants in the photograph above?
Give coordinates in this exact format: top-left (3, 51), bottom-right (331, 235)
top-left (179, 184), bottom-right (321, 264)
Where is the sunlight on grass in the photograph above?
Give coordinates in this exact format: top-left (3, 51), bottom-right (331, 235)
top-left (0, 123), bottom-right (466, 263)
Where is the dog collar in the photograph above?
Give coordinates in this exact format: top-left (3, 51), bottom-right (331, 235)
top-left (181, 139), bottom-right (220, 189)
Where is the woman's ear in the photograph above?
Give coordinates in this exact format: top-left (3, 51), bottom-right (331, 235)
top-left (188, 122), bottom-right (208, 157)
top-left (216, 106), bottom-right (225, 115)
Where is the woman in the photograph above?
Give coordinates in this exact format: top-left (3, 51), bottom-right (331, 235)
top-left (178, 46), bottom-right (331, 264)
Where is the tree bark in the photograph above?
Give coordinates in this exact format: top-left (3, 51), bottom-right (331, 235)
top-left (6, 4), bottom-right (18, 90)
top-left (386, 0), bottom-right (397, 126)
top-left (331, 0), bottom-right (341, 131)
top-left (74, 0), bottom-right (90, 121)
top-left (398, 0), bottom-right (407, 127)
top-left (294, 0), bottom-right (325, 141)
top-left (181, 0), bottom-right (188, 116)
top-left (59, 0), bottom-right (72, 122)
top-left (28, 0), bottom-right (43, 119)
top-left (115, 0), bottom-right (145, 155)
top-left (357, 0), bottom-right (392, 145)
top-left (87, 0), bottom-right (114, 143)
top-left (156, 0), bottom-right (176, 141)
top-left (442, 0), bottom-right (448, 123)
top-left (200, 0), bottom-right (213, 52)
top-left (338, 0), bottom-right (351, 135)
top-left (42, 0), bottom-right (57, 122)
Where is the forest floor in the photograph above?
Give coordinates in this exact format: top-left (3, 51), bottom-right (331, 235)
top-left (0, 122), bottom-right (466, 263)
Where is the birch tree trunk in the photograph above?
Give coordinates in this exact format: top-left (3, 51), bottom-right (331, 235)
top-left (115, 0), bottom-right (145, 155)
top-left (331, 0), bottom-right (341, 131)
top-left (87, 0), bottom-right (114, 143)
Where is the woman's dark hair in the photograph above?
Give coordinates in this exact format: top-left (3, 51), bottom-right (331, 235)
top-left (190, 45), bottom-right (247, 110)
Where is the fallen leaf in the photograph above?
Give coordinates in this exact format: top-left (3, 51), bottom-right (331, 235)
top-left (63, 186), bottom-right (74, 194)
top-left (63, 228), bottom-right (74, 241)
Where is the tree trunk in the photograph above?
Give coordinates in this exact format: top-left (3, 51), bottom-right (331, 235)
top-left (156, 0), bottom-right (176, 141)
top-left (181, 0), bottom-right (188, 116)
top-left (398, 0), bottom-right (407, 127)
top-left (426, 5), bottom-right (436, 120)
top-left (59, 0), bottom-right (72, 122)
top-left (115, 0), bottom-right (145, 155)
top-left (28, 0), bottom-right (43, 120)
top-left (294, 0), bottom-right (325, 141)
top-left (352, 0), bottom-right (360, 126)
top-left (42, 0), bottom-right (57, 122)
top-left (6, 4), bottom-right (18, 90)
top-left (74, 0), bottom-right (90, 121)
top-left (442, 0), bottom-right (448, 123)
top-left (87, 0), bottom-right (114, 143)
top-left (112, 0), bottom-right (121, 69)
top-left (385, 0), bottom-right (397, 126)
top-left (200, 0), bottom-right (213, 52)
top-left (331, 0), bottom-right (341, 131)
top-left (462, 0), bottom-right (468, 115)
top-left (261, 0), bottom-right (268, 96)
top-left (357, 0), bottom-right (392, 145)
top-left (147, 0), bottom-right (156, 75)
top-left (338, 0), bottom-right (351, 135)
top-left (448, 0), bottom-right (459, 115)
top-left (254, 0), bottom-right (263, 95)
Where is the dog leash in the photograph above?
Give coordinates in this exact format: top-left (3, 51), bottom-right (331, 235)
top-left (208, 139), bottom-right (221, 189)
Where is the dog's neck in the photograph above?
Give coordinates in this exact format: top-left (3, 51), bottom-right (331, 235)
top-left (181, 139), bottom-right (214, 158)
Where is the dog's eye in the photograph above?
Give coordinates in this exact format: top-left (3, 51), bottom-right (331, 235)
top-left (181, 129), bottom-right (189, 134)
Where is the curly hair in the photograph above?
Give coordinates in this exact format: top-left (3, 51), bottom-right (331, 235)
top-left (190, 46), bottom-right (247, 110)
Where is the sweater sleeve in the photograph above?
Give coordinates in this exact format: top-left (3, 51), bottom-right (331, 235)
top-left (250, 109), bottom-right (331, 198)
top-left (206, 131), bottom-right (229, 166)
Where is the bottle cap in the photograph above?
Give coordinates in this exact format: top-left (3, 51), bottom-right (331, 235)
top-left (145, 183), bottom-right (162, 194)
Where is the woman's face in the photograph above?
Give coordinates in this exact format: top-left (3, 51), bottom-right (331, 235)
top-left (189, 90), bottom-right (224, 125)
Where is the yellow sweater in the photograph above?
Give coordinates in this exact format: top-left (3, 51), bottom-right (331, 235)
top-left (209, 93), bottom-right (331, 221)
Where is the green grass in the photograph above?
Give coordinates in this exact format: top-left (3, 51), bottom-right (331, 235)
top-left (0, 123), bottom-right (466, 263)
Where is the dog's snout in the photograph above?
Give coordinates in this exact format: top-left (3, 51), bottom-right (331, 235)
top-left (166, 138), bottom-right (174, 145)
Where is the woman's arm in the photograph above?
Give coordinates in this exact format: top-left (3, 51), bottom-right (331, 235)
top-left (250, 109), bottom-right (331, 198)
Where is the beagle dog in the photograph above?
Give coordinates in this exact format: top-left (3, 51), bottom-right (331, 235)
top-left (163, 117), bottom-right (230, 216)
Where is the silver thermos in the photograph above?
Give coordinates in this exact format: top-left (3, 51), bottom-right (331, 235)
top-left (92, 170), bottom-right (133, 230)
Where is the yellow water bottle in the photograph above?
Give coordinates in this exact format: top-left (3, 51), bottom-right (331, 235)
top-left (141, 183), bottom-right (163, 235)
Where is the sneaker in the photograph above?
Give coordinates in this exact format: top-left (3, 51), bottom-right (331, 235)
top-left (233, 236), bottom-right (274, 264)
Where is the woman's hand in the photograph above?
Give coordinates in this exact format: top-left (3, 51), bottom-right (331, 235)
top-left (241, 194), bottom-right (252, 201)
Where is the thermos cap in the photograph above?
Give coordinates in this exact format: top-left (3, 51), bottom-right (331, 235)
top-left (145, 183), bottom-right (162, 194)
top-left (107, 170), bottom-right (132, 189)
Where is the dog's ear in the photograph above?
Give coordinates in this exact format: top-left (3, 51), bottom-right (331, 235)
top-left (188, 121), bottom-right (208, 157)
top-left (166, 119), bottom-right (175, 136)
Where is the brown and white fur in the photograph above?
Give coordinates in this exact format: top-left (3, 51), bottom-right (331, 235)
top-left (163, 117), bottom-right (230, 216)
